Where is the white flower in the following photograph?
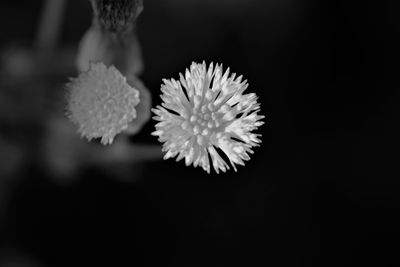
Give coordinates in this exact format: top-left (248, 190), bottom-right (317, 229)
top-left (152, 62), bottom-right (265, 173)
top-left (66, 62), bottom-right (140, 145)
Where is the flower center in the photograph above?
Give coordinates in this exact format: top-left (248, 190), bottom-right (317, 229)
top-left (180, 102), bottom-right (226, 146)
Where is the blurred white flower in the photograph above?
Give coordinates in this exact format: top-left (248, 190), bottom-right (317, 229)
top-left (152, 62), bottom-right (265, 173)
top-left (66, 62), bottom-right (140, 145)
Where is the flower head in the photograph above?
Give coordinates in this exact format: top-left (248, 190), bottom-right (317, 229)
top-left (66, 62), bottom-right (140, 145)
top-left (152, 62), bottom-right (265, 173)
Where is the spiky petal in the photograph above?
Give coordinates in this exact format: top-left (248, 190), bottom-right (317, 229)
top-left (152, 62), bottom-right (265, 173)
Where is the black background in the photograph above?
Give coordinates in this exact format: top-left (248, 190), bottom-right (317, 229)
top-left (0, 0), bottom-right (399, 266)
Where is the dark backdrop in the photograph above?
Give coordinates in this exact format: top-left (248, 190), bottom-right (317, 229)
top-left (0, 0), bottom-right (399, 266)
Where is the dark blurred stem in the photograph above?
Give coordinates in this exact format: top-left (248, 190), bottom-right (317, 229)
top-left (35, 0), bottom-right (66, 53)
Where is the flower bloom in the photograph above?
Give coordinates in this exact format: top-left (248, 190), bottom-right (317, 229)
top-left (66, 62), bottom-right (140, 145)
top-left (152, 62), bottom-right (265, 173)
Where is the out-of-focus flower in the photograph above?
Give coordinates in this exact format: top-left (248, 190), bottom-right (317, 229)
top-left (124, 74), bottom-right (152, 135)
top-left (76, 0), bottom-right (144, 75)
top-left (90, 0), bottom-right (143, 33)
top-left (66, 62), bottom-right (140, 145)
top-left (152, 62), bottom-right (265, 173)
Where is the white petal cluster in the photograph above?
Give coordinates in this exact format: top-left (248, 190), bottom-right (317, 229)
top-left (152, 62), bottom-right (265, 173)
top-left (66, 62), bottom-right (140, 145)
